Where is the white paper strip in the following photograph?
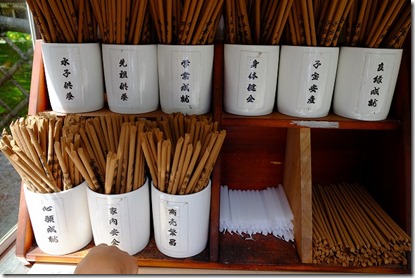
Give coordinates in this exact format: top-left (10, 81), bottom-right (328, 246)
top-left (219, 185), bottom-right (294, 242)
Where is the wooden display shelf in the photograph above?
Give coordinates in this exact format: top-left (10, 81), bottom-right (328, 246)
top-left (15, 40), bottom-right (411, 274)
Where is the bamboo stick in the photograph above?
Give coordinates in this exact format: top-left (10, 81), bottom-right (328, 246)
top-left (371, 0), bottom-right (406, 48)
top-left (351, 0), bottom-right (368, 46)
top-left (331, 0), bottom-right (355, 46)
top-left (365, 0), bottom-right (389, 45)
top-left (167, 137), bottom-right (184, 194)
top-left (179, 141), bottom-right (201, 195)
top-left (141, 132), bottom-right (158, 187)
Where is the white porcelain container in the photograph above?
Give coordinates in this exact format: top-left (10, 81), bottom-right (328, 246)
top-left (277, 45), bottom-right (339, 118)
top-left (102, 44), bottom-right (159, 114)
top-left (24, 181), bottom-right (92, 255)
top-left (86, 179), bottom-right (150, 255)
top-left (224, 44), bottom-right (280, 116)
top-left (158, 44), bottom-right (214, 115)
top-left (333, 47), bottom-right (403, 121)
top-left (41, 42), bottom-right (104, 113)
top-left (151, 180), bottom-right (211, 258)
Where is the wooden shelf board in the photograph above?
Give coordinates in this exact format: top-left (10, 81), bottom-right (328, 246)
top-left (23, 235), bottom-right (409, 274)
top-left (218, 233), bottom-right (408, 273)
top-left (222, 112), bottom-right (401, 130)
top-left (40, 107), bottom-right (169, 118)
top-left (38, 109), bottom-right (400, 131)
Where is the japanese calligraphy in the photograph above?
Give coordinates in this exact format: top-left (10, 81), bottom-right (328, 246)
top-left (107, 205), bottom-right (122, 247)
top-left (181, 59), bottom-right (190, 68)
top-left (368, 62), bottom-right (385, 108)
top-left (117, 57), bottom-right (130, 101)
top-left (61, 57), bottom-right (75, 101)
top-left (61, 57), bottom-right (70, 66)
top-left (109, 207), bottom-right (118, 215)
top-left (306, 59), bottom-right (322, 105)
top-left (49, 236), bottom-right (59, 243)
top-left (246, 95), bottom-right (255, 103)
top-left (180, 59), bottom-right (192, 103)
top-left (44, 215), bottom-right (55, 223)
top-left (181, 95), bottom-right (190, 103)
top-left (119, 58), bottom-right (128, 67)
top-left (313, 60), bottom-right (322, 69)
top-left (47, 226), bottom-right (57, 233)
top-left (242, 58), bottom-right (261, 105)
top-left (166, 207), bottom-right (180, 247)
top-left (41, 204), bottom-right (59, 244)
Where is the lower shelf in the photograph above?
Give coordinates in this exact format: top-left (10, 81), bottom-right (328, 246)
top-left (22, 234), bottom-right (409, 274)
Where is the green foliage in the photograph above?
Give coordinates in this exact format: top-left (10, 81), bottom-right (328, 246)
top-left (0, 31), bottom-right (33, 126)
top-left (6, 31), bottom-right (32, 42)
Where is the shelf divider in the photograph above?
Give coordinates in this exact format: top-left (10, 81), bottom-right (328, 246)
top-left (283, 128), bottom-right (312, 263)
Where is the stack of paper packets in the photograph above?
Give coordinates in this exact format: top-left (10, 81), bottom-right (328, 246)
top-left (220, 185), bottom-right (294, 242)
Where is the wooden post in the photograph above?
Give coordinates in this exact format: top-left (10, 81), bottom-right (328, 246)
top-left (283, 127), bottom-right (312, 263)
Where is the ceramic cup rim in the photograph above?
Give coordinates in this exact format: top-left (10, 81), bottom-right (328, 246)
top-left (41, 42), bottom-right (100, 46)
top-left (86, 177), bottom-right (148, 198)
top-left (151, 179), bottom-right (211, 199)
top-left (24, 180), bottom-right (87, 197)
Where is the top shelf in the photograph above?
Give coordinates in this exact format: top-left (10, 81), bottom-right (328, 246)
top-left (39, 108), bottom-right (401, 131)
top-left (222, 112), bottom-right (401, 130)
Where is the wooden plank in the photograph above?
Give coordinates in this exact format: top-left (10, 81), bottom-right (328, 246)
top-left (209, 42), bottom-right (224, 262)
top-left (212, 42), bottom-right (223, 123)
top-left (283, 128), bottom-right (312, 263)
top-left (222, 113), bottom-right (401, 130)
top-left (28, 39), bottom-right (49, 115)
top-left (15, 183), bottom-right (33, 266)
top-left (220, 126), bottom-right (286, 189)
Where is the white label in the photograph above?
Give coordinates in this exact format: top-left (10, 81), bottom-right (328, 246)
top-left (49, 47), bottom-right (84, 105)
top-left (356, 53), bottom-right (398, 116)
top-left (109, 49), bottom-right (138, 107)
top-left (171, 51), bottom-right (201, 109)
top-left (33, 196), bottom-right (68, 247)
top-left (159, 199), bottom-right (188, 252)
top-left (237, 50), bottom-right (268, 110)
top-left (95, 197), bottom-right (131, 250)
top-left (296, 51), bottom-right (333, 111)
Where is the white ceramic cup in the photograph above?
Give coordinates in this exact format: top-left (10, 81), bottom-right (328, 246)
top-left (333, 47), bottom-right (403, 121)
top-left (277, 45), bottom-right (339, 118)
top-left (23, 181), bottom-right (92, 255)
top-left (86, 179), bottom-right (150, 255)
top-left (151, 180), bottom-right (211, 258)
top-left (224, 44), bottom-right (280, 116)
top-left (158, 44), bottom-right (214, 115)
top-left (102, 44), bottom-right (159, 114)
top-left (41, 42), bottom-right (104, 113)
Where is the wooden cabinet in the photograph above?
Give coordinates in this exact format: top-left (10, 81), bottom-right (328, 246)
top-left (16, 38), bottom-right (411, 274)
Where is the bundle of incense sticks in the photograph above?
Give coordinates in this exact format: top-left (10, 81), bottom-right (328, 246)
top-left (89, 0), bottom-right (154, 44)
top-left (148, 0), bottom-right (224, 44)
top-left (26, 0), bottom-right (98, 43)
top-left (345, 0), bottom-right (410, 48)
top-left (224, 0), bottom-right (294, 44)
top-left (141, 113), bottom-right (225, 195)
top-left (62, 114), bottom-right (149, 194)
top-left (285, 0), bottom-right (355, 46)
top-left (0, 114), bottom-right (80, 193)
top-left (313, 183), bottom-right (411, 266)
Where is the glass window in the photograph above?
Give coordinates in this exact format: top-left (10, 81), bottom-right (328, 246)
top-left (0, 1), bottom-right (34, 250)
